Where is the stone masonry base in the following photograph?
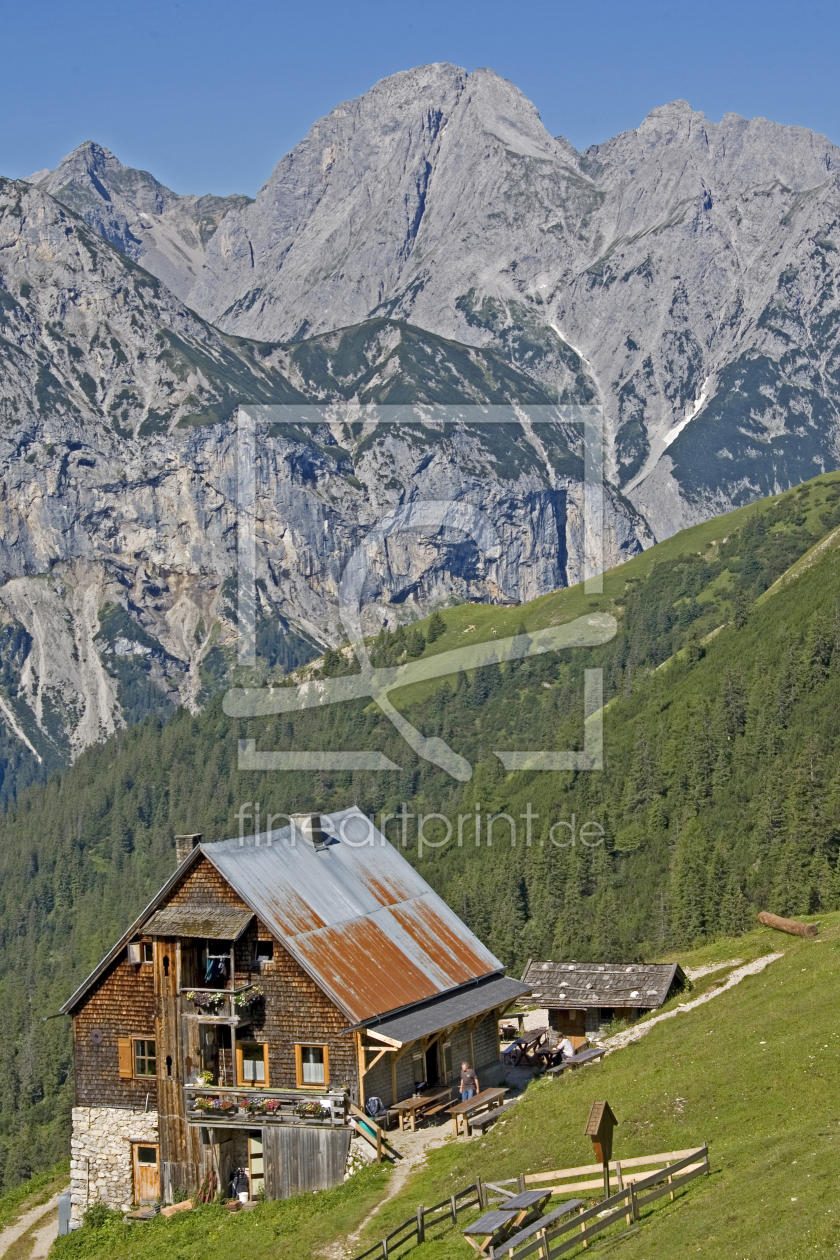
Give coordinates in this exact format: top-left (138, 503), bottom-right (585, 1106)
top-left (70, 1106), bottom-right (159, 1222)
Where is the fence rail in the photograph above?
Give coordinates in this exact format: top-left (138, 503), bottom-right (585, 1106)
top-left (351, 1146), bottom-right (709, 1260)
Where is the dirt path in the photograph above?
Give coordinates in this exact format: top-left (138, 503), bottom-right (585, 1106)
top-left (321, 1127), bottom-right (467, 1260)
top-left (605, 953), bottom-right (784, 1052)
top-left (0, 1192), bottom-right (65, 1259)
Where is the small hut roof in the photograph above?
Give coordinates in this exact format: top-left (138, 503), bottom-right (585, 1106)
top-left (521, 960), bottom-right (686, 1010)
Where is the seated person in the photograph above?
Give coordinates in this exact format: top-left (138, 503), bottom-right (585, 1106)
top-left (548, 1035), bottom-right (575, 1065)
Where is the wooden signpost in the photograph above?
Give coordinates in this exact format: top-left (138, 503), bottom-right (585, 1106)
top-left (584, 1101), bottom-right (618, 1198)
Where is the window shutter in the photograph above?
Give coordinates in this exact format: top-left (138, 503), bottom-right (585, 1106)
top-left (118, 1037), bottom-right (133, 1078)
top-left (263, 1044), bottom-right (270, 1089)
top-left (235, 1046), bottom-right (244, 1086)
top-left (294, 1044), bottom-right (303, 1088)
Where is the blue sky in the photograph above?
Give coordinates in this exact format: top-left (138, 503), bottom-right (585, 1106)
top-left (4, 0), bottom-right (838, 197)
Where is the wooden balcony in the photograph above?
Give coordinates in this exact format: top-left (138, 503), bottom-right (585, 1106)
top-left (184, 1085), bottom-right (350, 1128)
top-left (178, 985), bottom-right (262, 1025)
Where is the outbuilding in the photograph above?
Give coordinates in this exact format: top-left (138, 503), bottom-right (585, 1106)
top-left (520, 959), bottom-right (687, 1036)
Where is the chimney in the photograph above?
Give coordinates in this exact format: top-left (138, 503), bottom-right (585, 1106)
top-left (175, 833), bottom-right (202, 866)
top-left (290, 814), bottom-right (326, 850)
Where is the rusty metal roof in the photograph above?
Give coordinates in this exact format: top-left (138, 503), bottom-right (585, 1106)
top-left (521, 960), bottom-right (686, 1010)
top-left (141, 905), bottom-right (253, 940)
top-left (202, 807), bottom-right (503, 1025)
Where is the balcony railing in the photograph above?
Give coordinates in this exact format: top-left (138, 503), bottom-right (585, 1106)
top-left (179, 985), bottom-right (263, 1024)
top-left (184, 1085), bottom-right (350, 1127)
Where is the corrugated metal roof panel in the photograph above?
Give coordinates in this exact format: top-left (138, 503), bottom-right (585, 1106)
top-left (203, 808), bottom-right (503, 1024)
top-left (142, 905), bottom-right (253, 940)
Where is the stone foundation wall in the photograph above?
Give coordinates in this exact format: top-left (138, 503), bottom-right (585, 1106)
top-left (70, 1106), bottom-right (159, 1221)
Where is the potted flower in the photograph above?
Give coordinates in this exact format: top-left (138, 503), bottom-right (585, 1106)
top-left (232, 985), bottom-right (263, 1010)
top-left (245, 1098), bottom-right (267, 1116)
top-left (196, 1070), bottom-right (214, 1087)
top-left (265, 1099), bottom-right (282, 1116)
top-left (214, 1098), bottom-right (237, 1115)
top-left (194, 1096), bottom-right (215, 1113)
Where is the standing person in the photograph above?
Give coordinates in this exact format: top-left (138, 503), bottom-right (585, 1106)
top-left (460, 1061), bottom-right (479, 1101)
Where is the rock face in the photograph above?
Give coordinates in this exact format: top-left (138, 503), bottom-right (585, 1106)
top-left (184, 67), bottom-right (840, 535)
top-left (0, 178), bottom-right (644, 792)
top-left (28, 142), bottom-right (252, 303)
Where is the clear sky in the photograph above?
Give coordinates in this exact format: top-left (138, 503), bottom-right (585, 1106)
top-left (4, 0), bottom-right (839, 197)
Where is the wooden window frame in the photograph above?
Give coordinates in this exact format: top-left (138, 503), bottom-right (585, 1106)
top-left (142, 942), bottom-right (154, 964)
top-left (294, 1043), bottom-right (329, 1090)
top-left (118, 1036), bottom-right (157, 1079)
top-left (236, 1041), bottom-right (270, 1088)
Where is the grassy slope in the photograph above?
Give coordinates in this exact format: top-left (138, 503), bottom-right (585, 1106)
top-left (347, 917), bottom-right (840, 1260)
top-left (51, 918), bottom-right (840, 1259)
top-left (51, 1164), bottom-right (389, 1260)
top-left (361, 469), bottom-right (840, 708)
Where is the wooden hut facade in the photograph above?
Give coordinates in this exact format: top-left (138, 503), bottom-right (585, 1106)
top-left (62, 809), bottom-right (528, 1221)
top-left (520, 959), bottom-right (687, 1035)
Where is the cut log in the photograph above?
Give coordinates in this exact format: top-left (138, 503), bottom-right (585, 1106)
top-left (758, 911), bottom-right (818, 938)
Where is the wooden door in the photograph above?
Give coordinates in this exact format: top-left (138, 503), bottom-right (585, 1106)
top-left (132, 1143), bottom-right (160, 1203)
top-left (248, 1133), bottom-right (264, 1199)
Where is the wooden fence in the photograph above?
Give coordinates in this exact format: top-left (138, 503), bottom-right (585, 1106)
top-left (352, 1182), bottom-right (483, 1260)
top-left (351, 1145), bottom-right (709, 1260)
top-left (490, 1147), bottom-right (709, 1258)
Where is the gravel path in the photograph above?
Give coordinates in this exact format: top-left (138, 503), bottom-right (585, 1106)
top-left (604, 953), bottom-right (784, 1052)
top-left (0, 1191), bottom-right (66, 1259)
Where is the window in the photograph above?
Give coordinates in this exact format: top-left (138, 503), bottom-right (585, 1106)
top-left (412, 1052), bottom-right (425, 1088)
top-left (442, 1041), bottom-right (453, 1083)
top-left (255, 941), bottom-right (273, 963)
top-left (295, 1044), bottom-right (328, 1088)
top-left (237, 1042), bottom-right (269, 1087)
top-left (134, 1039), bottom-right (157, 1077)
top-left (142, 942), bottom-right (154, 964)
top-left (118, 1037), bottom-right (157, 1079)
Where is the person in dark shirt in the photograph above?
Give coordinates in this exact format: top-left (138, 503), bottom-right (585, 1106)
top-left (460, 1062), bottom-right (479, 1100)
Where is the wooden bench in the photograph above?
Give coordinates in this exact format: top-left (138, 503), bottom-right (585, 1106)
top-left (497, 1199), bottom-right (585, 1256)
top-left (470, 1102), bottom-right (517, 1133)
top-left (545, 1046), bottom-right (607, 1077)
top-left (417, 1088), bottom-right (458, 1123)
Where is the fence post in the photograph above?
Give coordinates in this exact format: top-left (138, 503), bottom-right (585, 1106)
top-left (630, 1183), bottom-right (639, 1223)
top-left (451, 1193), bottom-right (458, 1224)
top-left (667, 1162), bottom-right (674, 1202)
top-left (477, 1176), bottom-right (485, 1209)
top-left (416, 1204), bottom-right (425, 1243)
top-left (518, 1173), bottom-right (526, 1193)
top-left (579, 1204), bottom-right (588, 1248)
top-left (377, 1126), bottom-right (382, 1163)
top-left (381, 1239), bottom-right (388, 1260)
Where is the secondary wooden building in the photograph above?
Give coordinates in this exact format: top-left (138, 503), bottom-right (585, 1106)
top-left (520, 959), bottom-right (687, 1036)
top-left (62, 808), bottom-right (528, 1220)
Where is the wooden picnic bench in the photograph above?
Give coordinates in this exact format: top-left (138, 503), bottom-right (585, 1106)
top-left (495, 1198), bottom-right (585, 1257)
top-left (393, 1087), bottom-right (451, 1132)
top-left (462, 1190), bottom-right (551, 1255)
top-left (469, 1102), bottom-right (516, 1133)
top-left (545, 1046), bottom-right (607, 1077)
top-left (502, 1028), bottom-right (548, 1066)
top-left (448, 1087), bottom-right (507, 1136)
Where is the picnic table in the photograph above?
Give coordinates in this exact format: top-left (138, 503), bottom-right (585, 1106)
top-left (448, 1086), bottom-right (507, 1136)
top-left (392, 1087), bottom-right (451, 1132)
top-left (545, 1046), bottom-right (607, 1077)
top-left (462, 1190), bottom-right (551, 1255)
top-left (496, 1199), bottom-right (585, 1257)
top-left (502, 1027), bottom-right (548, 1066)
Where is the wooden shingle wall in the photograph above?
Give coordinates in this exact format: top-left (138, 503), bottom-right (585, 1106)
top-left (245, 922), bottom-right (358, 1096)
top-left (73, 953), bottom-right (156, 1109)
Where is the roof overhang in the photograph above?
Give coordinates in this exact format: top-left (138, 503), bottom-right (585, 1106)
top-left (142, 906), bottom-right (254, 939)
top-left (352, 974), bottom-right (531, 1046)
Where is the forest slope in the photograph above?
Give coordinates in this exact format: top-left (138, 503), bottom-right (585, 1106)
top-left (3, 473), bottom-right (840, 1191)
